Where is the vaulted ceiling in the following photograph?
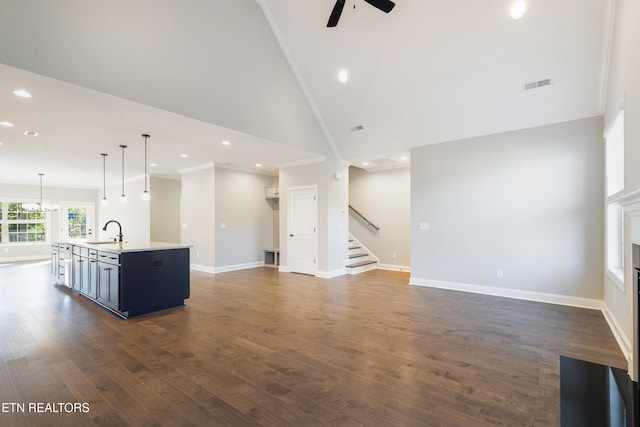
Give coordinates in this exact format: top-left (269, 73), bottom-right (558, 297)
top-left (0, 0), bottom-right (611, 187)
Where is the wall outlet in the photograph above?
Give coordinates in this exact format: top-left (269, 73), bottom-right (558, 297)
top-left (392, 252), bottom-right (397, 259)
top-left (496, 269), bottom-right (504, 278)
top-left (220, 222), bottom-right (227, 229)
top-left (419, 222), bottom-right (430, 231)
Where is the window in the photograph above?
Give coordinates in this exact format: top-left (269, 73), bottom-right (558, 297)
top-left (606, 111), bottom-right (624, 198)
top-left (605, 111), bottom-right (624, 284)
top-left (0, 201), bottom-right (48, 244)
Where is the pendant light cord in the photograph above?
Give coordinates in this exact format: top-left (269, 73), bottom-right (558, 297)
top-left (38, 173), bottom-right (43, 208)
top-left (142, 134), bottom-right (150, 195)
top-left (101, 153), bottom-right (108, 200)
top-left (119, 145), bottom-right (127, 197)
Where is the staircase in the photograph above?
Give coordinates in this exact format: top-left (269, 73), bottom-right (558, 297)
top-left (345, 234), bottom-right (378, 274)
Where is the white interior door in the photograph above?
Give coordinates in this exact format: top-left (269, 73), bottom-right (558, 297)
top-left (60, 202), bottom-right (95, 242)
top-left (288, 186), bottom-right (317, 275)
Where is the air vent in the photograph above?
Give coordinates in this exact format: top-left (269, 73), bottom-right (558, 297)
top-left (524, 78), bottom-right (552, 91)
top-left (24, 130), bottom-right (39, 136)
top-left (350, 125), bottom-right (364, 132)
top-left (369, 158), bottom-right (396, 166)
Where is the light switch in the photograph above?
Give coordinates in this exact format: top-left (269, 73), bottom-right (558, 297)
top-left (182, 224), bottom-right (187, 230)
top-left (220, 223), bottom-right (227, 229)
top-left (419, 222), bottom-right (429, 231)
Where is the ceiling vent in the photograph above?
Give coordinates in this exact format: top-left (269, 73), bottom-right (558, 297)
top-left (369, 158), bottom-right (397, 166)
top-left (524, 78), bottom-right (552, 91)
top-left (350, 125), bottom-right (364, 132)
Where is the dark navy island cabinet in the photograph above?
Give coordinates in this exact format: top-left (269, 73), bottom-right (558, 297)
top-left (56, 242), bottom-right (190, 319)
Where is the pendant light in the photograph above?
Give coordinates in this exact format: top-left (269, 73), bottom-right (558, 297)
top-left (119, 145), bottom-right (127, 203)
top-left (101, 153), bottom-right (108, 205)
top-left (141, 133), bottom-right (150, 201)
top-left (24, 173), bottom-right (58, 212)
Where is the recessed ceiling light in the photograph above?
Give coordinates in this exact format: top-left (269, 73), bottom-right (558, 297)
top-left (150, 163), bottom-right (157, 167)
top-left (222, 140), bottom-right (231, 146)
top-left (400, 156), bottom-right (408, 161)
top-left (13, 89), bottom-right (31, 98)
top-left (0, 121), bottom-right (14, 127)
top-left (24, 130), bottom-right (38, 136)
top-left (510, 0), bottom-right (526, 19)
top-left (338, 69), bottom-right (349, 83)
top-left (256, 163), bottom-right (262, 167)
top-left (362, 162), bottom-right (369, 166)
top-left (180, 154), bottom-right (188, 158)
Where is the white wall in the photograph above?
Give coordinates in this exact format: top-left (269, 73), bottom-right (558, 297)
top-left (326, 157), bottom-right (349, 276)
top-left (181, 166), bottom-right (215, 268)
top-left (279, 158), bottom-right (348, 278)
top-left (150, 177), bottom-right (181, 243)
top-left (97, 177), bottom-right (150, 242)
top-left (0, 0), bottom-right (334, 159)
top-left (602, 0), bottom-right (640, 372)
top-left (410, 117), bottom-right (605, 305)
top-left (214, 167), bottom-right (274, 269)
top-left (349, 166), bottom-right (410, 269)
top-left (0, 182), bottom-right (97, 260)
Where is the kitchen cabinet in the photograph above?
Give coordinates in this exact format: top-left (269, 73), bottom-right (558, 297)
top-left (265, 186), bottom-right (279, 199)
top-left (53, 243), bottom-right (71, 286)
top-left (51, 243), bottom-right (59, 277)
top-left (97, 251), bottom-right (120, 311)
top-left (52, 241), bottom-right (190, 319)
top-left (86, 249), bottom-right (98, 299)
top-left (71, 246), bottom-right (82, 292)
top-left (72, 246), bottom-right (97, 297)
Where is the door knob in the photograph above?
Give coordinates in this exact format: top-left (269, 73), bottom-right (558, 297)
top-left (289, 234), bottom-right (294, 237)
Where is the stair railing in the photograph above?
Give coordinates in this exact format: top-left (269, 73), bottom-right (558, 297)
top-left (348, 205), bottom-right (380, 231)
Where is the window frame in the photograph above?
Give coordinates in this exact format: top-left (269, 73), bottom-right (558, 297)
top-left (0, 199), bottom-right (51, 246)
top-left (604, 110), bottom-right (625, 290)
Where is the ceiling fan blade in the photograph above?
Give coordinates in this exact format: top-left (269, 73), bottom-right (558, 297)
top-left (327, 0), bottom-right (346, 27)
top-left (363, 0), bottom-right (395, 13)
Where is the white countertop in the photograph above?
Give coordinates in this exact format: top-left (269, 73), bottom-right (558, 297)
top-left (68, 241), bottom-right (191, 254)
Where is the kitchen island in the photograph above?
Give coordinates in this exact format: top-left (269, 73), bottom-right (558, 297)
top-left (52, 241), bottom-right (190, 319)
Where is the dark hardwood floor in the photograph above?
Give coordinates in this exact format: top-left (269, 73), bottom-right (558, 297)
top-left (0, 261), bottom-right (626, 426)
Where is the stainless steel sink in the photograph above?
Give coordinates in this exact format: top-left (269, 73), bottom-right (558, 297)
top-left (88, 241), bottom-right (119, 244)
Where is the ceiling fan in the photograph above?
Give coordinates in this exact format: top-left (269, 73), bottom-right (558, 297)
top-left (327, 0), bottom-right (396, 27)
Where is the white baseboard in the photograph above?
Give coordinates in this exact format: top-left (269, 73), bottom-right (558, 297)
top-left (409, 277), bottom-right (604, 310)
top-left (377, 264), bottom-right (411, 272)
top-left (0, 255), bottom-right (50, 263)
top-left (317, 268), bottom-right (346, 279)
top-left (191, 261), bottom-right (264, 274)
top-left (602, 302), bottom-right (633, 372)
top-left (214, 261), bottom-right (263, 273)
top-left (190, 264), bottom-right (216, 274)
top-left (278, 265), bottom-right (290, 273)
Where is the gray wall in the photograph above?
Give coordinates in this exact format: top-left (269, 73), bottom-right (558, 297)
top-left (214, 167), bottom-right (274, 268)
top-left (150, 177), bottom-right (181, 243)
top-left (181, 166), bottom-right (215, 267)
top-left (349, 166), bottom-right (410, 269)
top-left (410, 116), bottom-right (604, 300)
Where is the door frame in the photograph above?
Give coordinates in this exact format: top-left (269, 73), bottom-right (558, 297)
top-left (287, 185), bottom-right (318, 276)
top-left (59, 201), bottom-right (96, 242)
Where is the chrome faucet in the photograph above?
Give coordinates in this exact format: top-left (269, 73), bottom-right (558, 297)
top-left (103, 220), bottom-right (123, 242)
